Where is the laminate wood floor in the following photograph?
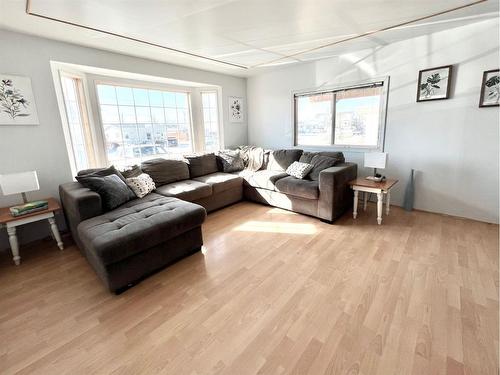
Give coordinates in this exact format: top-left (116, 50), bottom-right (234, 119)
top-left (0, 202), bottom-right (498, 375)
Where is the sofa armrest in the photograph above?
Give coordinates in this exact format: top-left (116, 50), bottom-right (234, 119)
top-left (59, 182), bottom-right (102, 248)
top-left (318, 162), bottom-right (357, 221)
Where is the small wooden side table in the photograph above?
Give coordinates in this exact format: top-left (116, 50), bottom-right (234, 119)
top-left (348, 178), bottom-right (399, 225)
top-left (0, 198), bottom-right (64, 265)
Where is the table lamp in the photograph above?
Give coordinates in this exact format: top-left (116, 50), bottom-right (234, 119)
top-left (364, 152), bottom-right (387, 180)
top-left (0, 171), bottom-right (40, 203)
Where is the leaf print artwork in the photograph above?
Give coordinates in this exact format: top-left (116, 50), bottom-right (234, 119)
top-left (0, 79), bottom-right (30, 119)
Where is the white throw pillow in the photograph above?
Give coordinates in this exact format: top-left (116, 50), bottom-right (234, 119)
top-left (286, 161), bottom-right (314, 179)
top-left (126, 173), bottom-right (156, 198)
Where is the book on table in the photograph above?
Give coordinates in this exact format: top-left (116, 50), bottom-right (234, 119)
top-left (9, 200), bottom-right (49, 217)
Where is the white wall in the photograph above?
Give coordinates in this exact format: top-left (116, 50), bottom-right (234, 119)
top-left (248, 19), bottom-right (500, 224)
top-left (0, 30), bottom-right (247, 250)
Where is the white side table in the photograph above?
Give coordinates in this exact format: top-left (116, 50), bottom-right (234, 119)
top-left (348, 178), bottom-right (399, 225)
top-left (0, 198), bottom-right (64, 265)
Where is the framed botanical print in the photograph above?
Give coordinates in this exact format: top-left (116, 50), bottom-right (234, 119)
top-left (416, 65), bottom-right (452, 102)
top-left (479, 69), bottom-right (500, 107)
top-left (0, 74), bottom-right (39, 125)
top-left (229, 96), bottom-right (244, 122)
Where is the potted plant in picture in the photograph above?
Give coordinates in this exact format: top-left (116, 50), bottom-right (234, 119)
top-left (479, 69), bottom-right (500, 107)
top-left (416, 65), bottom-right (453, 102)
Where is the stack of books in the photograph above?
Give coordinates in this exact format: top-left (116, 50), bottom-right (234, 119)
top-left (9, 200), bottom-right (49, 217)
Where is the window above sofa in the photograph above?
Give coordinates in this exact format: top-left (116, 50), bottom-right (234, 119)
top-left (52, 62), bottom-right (224, 174)
top-left (293, 77), bottom-right (389, 151)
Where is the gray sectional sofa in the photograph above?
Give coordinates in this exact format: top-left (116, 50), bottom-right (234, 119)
top-left (59, 148), bottom-right (357, 292)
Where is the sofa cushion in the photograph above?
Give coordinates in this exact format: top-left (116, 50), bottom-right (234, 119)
top-left (275, 176), bottom-right (319, 200)
top-left (239, 170), bottom-right (288, 190)
top-left (299, 151), bottom-right (345, 165)
top-left (141, 158), bottom-right (189, 186)
top-left (126, 173), bottom-right (156, 198)
top-left (154, 180), bottom-right (212, 202)
top-left (185, 153), bottom-right (219, 178)
top-left (193, 172), bottom-right (243, 194)
top-left (267, 149), bottom-right (303, 171)
top-left (286, 161), bottom-right (313, 179)
top-left (216, 150), bottom-right (245, 172)
top-left (121, 165), bottom-right (142, 179)
top-left (75, 174), bottom-right (135, 211)
top-left (77, 195), bottom-right (206, 265)
top-left (309, 155), bottom-right (338, 181)
top-left (77, 165), bottom-right (127, 183)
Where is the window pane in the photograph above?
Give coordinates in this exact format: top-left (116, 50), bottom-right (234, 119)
top-left (151, 107), bottom-right (165, 124)
top-left (133, 88), bottom-right (149, 106)
top-left (334, 87), bottom-right (382, 146)
top-left (135, 107), bottom-right (151, 123)
top-left (97, 85), bottom-right (117, 105)
top-left (175, 92), bottom-right (188, 108)
top-left (61, 76), bottom-right (89, 171)
top-left (116, 87), bottom-right (134, 105)
top-left (100, 105), bottom-right (120, 123)
top-left (118, 106), bottom-right (136, 123)
top-left (296, 93), bottom-right (332, 146)
top-left (201, 92), bottom-right (220, 152)
top-left (163, 92), bottom-right (176, 107)
top-left (148, 90), bottom-right (163, 107)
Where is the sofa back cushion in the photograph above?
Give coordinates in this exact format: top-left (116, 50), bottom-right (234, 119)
top-left (266, 149), bottom-right (303, 171)
top-left (308, 155), bottom-right (338, 181)
top-left (217, 150), bottom-right (245, 173)
top-left (77, 165), bottom-right (127, 183)
top-left (299, 151), bottom-right (345, 165)
top-left (185, 153), bottom-right (219, 178)
top-left (141, 158), bottom-right (189, 186)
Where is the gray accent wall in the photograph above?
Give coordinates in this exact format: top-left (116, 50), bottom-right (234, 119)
top-left (247, 19), bottom-right (499, 223)
top-left (0, 30), bottom-right (247, 251)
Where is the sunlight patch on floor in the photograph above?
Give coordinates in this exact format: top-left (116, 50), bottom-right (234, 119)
top-left (232, 220), bottom-right (317, 234)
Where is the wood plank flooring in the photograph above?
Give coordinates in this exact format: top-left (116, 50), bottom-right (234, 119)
top-left (0, 202), bottom-right (498, 375)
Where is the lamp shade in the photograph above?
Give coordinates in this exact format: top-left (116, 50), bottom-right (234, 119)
top-left (364, 152), bottom-right (387, 169)
top-left (0, 171), bottom-right (40, 196)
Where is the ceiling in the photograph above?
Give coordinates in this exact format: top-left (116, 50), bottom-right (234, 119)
top-left (0, 0), bottom-right (498, 76)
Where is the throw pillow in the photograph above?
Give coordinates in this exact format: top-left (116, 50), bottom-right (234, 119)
top-left (286, 161), bottom-right (313, 179)
top-left (76, 174), bottom-right (134, 211)
top-left (185, 153), bottom-right (218, 178)
top-left (121, 165), bottom-right (142, 179)
top-left (126, 173), bottom-right (156, 198)
top-left (141, 158), bottom-right (189, 186)
top-left (217, 150), bottom-right (244, 172)
top-left (309, 155), bottom-right (337, 181)
top-left (77, 165), bottom-right (127, 183)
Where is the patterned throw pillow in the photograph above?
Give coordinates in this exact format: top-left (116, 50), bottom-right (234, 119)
top-left (285, 161), bottom-right (313, 179)
top-left (126, 173), bottom-right (156, 198)
top-left (217, 150), bottom-right (245, 172)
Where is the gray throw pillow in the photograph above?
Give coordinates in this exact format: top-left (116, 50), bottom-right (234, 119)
top-left (309, 155), bottom-right (337, 181)
top-left (185, 153), bottom-right (218, 178)
top-left (76, 174), bottom-right (134, 211)
top-left (77, 165), bottom-right (127, 183)
top-left (217, 150), bottom-right (244, 172)
top-left (286, 161), bottom-right (313, 179)
top-left (141, 158), bottom-right (189, 186)
top-left (121, 165), bottom-right (142, 179)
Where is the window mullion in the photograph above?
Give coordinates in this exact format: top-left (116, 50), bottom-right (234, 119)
top-left (331, 93), bottom-right (336, 146)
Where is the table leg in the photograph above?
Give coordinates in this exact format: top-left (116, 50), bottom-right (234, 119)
top-left (7, 227), bottom-right (20, 265)
top-left (363, 192), bottom-right (368, 211)
top-left (48, 217), bottom-right (64, 250)
top-left (377, 193), bottom-right (383, 225)
top-left (353, 190), bottom-right (359, 219)
top-left (386, 191), bottom-right (391, 216)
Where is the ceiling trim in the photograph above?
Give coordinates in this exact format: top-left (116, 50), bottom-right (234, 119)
top-left (251, 0), bottom-right (489, 68)
top-left (25, 0), bottom-right (249, 70)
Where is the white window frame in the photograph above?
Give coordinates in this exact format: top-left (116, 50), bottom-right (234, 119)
top-left (292, 76), bottom-right (390, 152)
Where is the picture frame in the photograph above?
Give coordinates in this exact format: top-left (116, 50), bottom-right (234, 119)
top-left (229, 96), bottom-right (244, 122)
top-left (0, 74), bottom-right (39, 125)
top-left (479, 69), bottom-right (500, 107)
top-left (416, 65), bottom-right (452, 102)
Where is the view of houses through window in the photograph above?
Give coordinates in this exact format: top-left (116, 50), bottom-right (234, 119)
top-left (96, 84), bottom-right (193, 167)
top-left (295, 82), bottom-right (385, 148)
